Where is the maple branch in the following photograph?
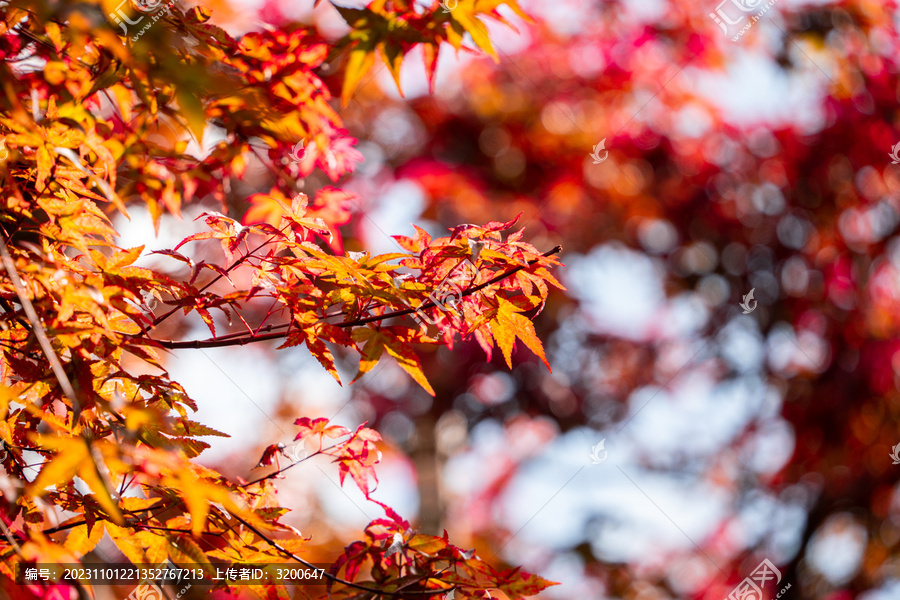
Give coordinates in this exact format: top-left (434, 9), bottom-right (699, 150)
top-left (0, 237), bottom-right (82, 416)
top-left (340, 245), bottom-right (562, 328)
top-left (40, 443), bottom-right (336, 536)
top-left (41, 500), bottom-right (170, 535)
top-left (145, 245), bottom-right (563, 350)
top-left (149, 235), bottom-right (280, 329)
top-left (136, 524), bottom-right (226, 538)
top-left (240, 445), bottom-right (336, 488)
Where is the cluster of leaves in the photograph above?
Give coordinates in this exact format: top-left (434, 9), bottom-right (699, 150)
top-left (330, 500), bottom-right (551, 600)
top-left (325, 0), bottom-right (530, 104)
top-left (0, 0), bottom-right (558, 598)
top-left (147, 201), bottom-right (561, 393)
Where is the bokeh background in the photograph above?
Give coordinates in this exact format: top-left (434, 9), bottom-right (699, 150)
top-left (116, 0), bottom-right (900, 597)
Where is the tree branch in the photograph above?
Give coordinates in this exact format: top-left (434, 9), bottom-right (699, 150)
top-left (240, 445), bottom-right (337, 488)
top-left (144, 245), bottom-right (563, 350)
top-left (149, 235), bottom-right (279, 329)
top-left (0, 236), bottom-right (81, 416)
top-left (41, 500), bottom-right (170, 535)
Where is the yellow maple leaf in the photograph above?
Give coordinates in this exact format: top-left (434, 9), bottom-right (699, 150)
top-left (489, 297), bottom-right (549, 369)
top-left (30, 436), bottom-right (125, 525)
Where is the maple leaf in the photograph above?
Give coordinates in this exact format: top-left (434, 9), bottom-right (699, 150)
top-left (30, 436), bottom-right (125, 525)
top-left (330, 540), bottom-right (372, 586)
top-left (294, 417), bottom-right (352, 445)
top-left (487, 297), bottom-right (550, 369)
top-left (342, 36), bottom-right (378, 106)
top-left (494, 567), bottom-right (559, 598)
top-left (256, 444), bottom-right (282, 468)
top-left (352, 326), bottom-right (437, 396)
top-left (175, 211), bottom-right (253, 262)
top-left (304, 131), bottom-right (366, 181)
top-left (367, 498), bottom-right (411, 534)
top-left (330, 423), bottom-right (383, 497)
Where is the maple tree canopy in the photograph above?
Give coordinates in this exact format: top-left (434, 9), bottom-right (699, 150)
top-left (4, 0), bottom-right (897, 597)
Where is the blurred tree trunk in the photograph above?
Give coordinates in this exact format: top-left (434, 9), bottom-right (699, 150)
top-left (412, 413), bottom-right (442, 535)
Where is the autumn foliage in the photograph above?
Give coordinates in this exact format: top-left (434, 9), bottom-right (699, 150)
top-left (6, 0), bottom-right (900, 596)
top-left (0, 0), bottom-right (561, 598)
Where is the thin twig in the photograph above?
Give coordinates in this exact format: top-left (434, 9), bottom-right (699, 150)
top-left (41, 501), bottom-right (167, 535)
top-left (240, 438), bottom-right (355, 488)
top-left (0, 514), bottom-right (23, 557)
top-left (149, 236), bottom-right (278, 328)
top-left (136, 524), bottom-right (225, 538)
